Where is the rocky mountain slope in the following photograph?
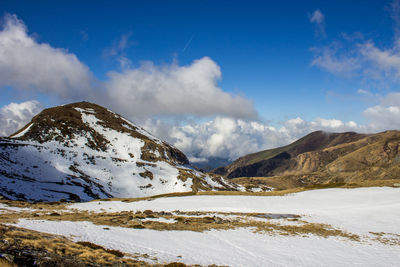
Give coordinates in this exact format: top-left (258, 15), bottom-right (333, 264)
top-left (0, 102), bottom-right (239, 201)
top-left (214, 130), bottom-right (400, 187)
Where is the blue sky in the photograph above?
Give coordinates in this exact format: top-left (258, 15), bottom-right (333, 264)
top-left (1, 0), bottom-right (400, 159)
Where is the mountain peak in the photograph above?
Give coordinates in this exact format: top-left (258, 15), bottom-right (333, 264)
top-left (1, 102), bottom-right (241, 201)
top-left (10, 101), bottom-right (188, 165)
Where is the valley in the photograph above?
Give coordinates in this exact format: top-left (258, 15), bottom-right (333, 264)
top-left (0, 187), bottom-right (399, 266)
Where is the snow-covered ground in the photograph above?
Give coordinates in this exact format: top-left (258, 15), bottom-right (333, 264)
top-left (8, 187), bottom-right (400, 266)
top-left (13, 219), bottom-right (400, 267)
top-left (70, 187), bottom-right (400, 235)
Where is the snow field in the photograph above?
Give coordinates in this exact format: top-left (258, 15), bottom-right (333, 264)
top-left (70, 187), bottom-right (400, 235)
top-left (11, 187), bottom-right (400, 266)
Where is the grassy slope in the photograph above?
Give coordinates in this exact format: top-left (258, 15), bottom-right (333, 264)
top-left (223, 131), bottom-right (367, 174)
top-left (218, 131), bottom-right (400, 187)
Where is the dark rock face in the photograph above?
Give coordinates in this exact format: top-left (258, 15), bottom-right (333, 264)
top-left (227, 152), bottom-right (291, 178)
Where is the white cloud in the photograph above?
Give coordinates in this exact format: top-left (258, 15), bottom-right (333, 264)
top-left (364, 105), bottom-right (400, 130)
top-left (310, 9), bottom-right (324, 24)
top-left (358, 41), bottom-right (400, 79)
top-left (357, 89), bottom-right (370, 95)
top-left (311, 40), bottom-right (400, 80)
top-left (362, 92), bottom-right (400, 131)
top-left (0, 100), bottom-right (43, 136)
top-left (0, 14), bottom-right (94, 99)
top-left (381, 92), bottom-right (400, 105)
top-left (144, 116), bottom-right (362, 160)
top-left (310, 44), bottom-right (360, 75)
top-left (104, 57), bottom-right (257, 119)
top-left (0, 14), bottom-right (256, 121)
top-left (309, 9), bottom-right (326, 38)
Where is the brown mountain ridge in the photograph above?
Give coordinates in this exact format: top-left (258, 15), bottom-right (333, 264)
top-left (214, 130), bottom-right (400, 189)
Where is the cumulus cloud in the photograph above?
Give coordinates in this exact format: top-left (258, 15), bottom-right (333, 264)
top-left (0, 14), bottom-right (94, 99)
top-left (309, 9), bottom-right (326, 38)
top-left (0, 100), bottom-right (43, 136)
top-left (104, 57), bottom-right (257, 119)
top-left (364, 105), bottom-right (400, 130)
top-left (144, 116), bottom-right (362, 160)
top-left (363, 92), bottom-right (400, 131)
top-left (0, 14), bottom-right (256, 120)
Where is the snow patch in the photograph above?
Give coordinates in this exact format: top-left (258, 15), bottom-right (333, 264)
top-left (10, 123), bottom-right (33, 138)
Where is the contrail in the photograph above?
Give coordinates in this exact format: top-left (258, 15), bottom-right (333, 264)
top-left (182, 35), bottom-right (195, 52)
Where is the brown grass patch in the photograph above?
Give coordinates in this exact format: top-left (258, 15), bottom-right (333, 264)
top-left (369, 232), bottom-right (400, 246)
top-left (139, 170), bottom-right (154, 180)
top-left (76, 241), bottom-right (124, 257)
top-left (0, 207), bottom-right (360, 242)
top-left (0, 224), bottom-right (154, 266)
top-left (0, 258), bottom-right (18, 267)
top-left (0, 199), bottom-right (66, 209)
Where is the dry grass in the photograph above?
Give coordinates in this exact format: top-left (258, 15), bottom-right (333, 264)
top-left (0, 258), bottom-right (18, 267)
top-left (0, 199), bottom-right (66, 209)
top-left (369, 232), bottom-right (400, 246)
top-left (0, 224), bottom-right (154, 266)
top-left (218, 131), bottom-right (400, 190)
top-left (0, 207), bottom-right (360, 242)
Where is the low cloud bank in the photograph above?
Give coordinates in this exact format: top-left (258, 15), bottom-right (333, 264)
top-left (1, 97), bottom-right (398, 161)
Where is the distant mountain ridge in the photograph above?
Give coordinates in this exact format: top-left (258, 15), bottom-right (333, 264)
top-left (0, 102), bottom-right (240, 201)
top-left (190, 156), bottom-right (232, 172)
top-left (214, 130), bottom-right (400, 188)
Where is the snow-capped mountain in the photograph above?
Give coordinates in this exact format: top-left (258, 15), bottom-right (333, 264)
top-left (0, 102), bottom-right (239, 201)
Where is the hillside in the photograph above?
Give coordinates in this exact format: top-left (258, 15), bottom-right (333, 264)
top-left (0, 102), bottom-right (240, 201)
top-left (214, 130), bottom-right (400, 188)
